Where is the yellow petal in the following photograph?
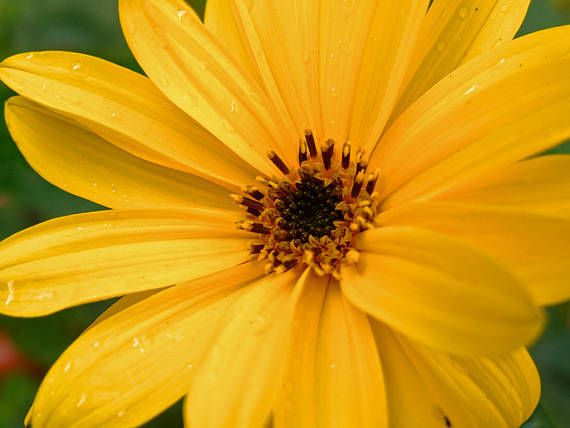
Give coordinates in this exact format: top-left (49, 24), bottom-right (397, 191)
top-left (5, 97), bottom-right (234, 211)
top-left (438, 155), bottom-right (570, 215)
top-left (119, 0), bottom-right (290, 174)
top-left (344, 226), bottom-right (543, 354)
top-left (205, 1), bottom-right (301, 163)
top-left (0, 51), bottom-right (258, 188)
top-left (391, 327), bottom-right (540, 428)
top-left (370, 26), bottom-right (570, 208)
top-left (187, 270), bottom-right (301, 428)
top-left (245, 0), bottom-right (323, 145)
top-left (273, 270), bottom-right (329, 428)
top-left (348, 0), bottom-right (429, 152)
top-left (0, 208), bottom-right (249, 316)
top-left (379, 201), bottom-right (570, 305)
top-left (30, 263), bottom-right (265, 428)
top-left (314, 282), bottom-right (387, 428)
top-left (204, 0), bottom-right (263, 87)
top-left (394, 0), bottom-right (531, 118)
top-left (370, 322), bottom-right (444, 428)
top-left (85, 289), bottom-right (161, 333)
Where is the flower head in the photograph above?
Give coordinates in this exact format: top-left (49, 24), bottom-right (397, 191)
top-left (0, 0), bottom-right (569, 427)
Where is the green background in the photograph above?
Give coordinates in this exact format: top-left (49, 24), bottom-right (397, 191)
top-left (0, 0), bottom-right (568, 427)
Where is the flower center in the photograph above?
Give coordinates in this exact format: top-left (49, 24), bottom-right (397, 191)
top-left (234, 130), bottom-right (381, 278)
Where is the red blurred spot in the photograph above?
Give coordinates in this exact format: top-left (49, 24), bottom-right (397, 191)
top-left (0, 331), bottom-right (44, 381)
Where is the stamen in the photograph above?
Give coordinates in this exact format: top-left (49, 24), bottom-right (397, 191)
top-left (356, 158), bottom-right (368, 176)
top-left (237, 131), bottom-right (381, 278)
top-left (241, 185), bottom-right (264, 200)
top-left (239, 221), bottom-right (271, 234)
top-left (365, 168), bottom-right (380, 194)
top-left (231, 194), bottom-right (265, 212)
top-left (245, 206), bottom-right (262, 216)
top-left (342, 142), bottom-right (351, 169)
top-left (304, 129), bottom-right (318, 158)
top-left (321, 139), bottom-right (335, 170)
top-left (247, 243), bottom-right (265, 254)
top-left (351, 171), bottom-right (364, 198)
top-left (267, 150), bottom-right (290, 175)
top-left (298, 139), bottom-right (308, 164)
top-left (256, 176), bottom-right (279, 188)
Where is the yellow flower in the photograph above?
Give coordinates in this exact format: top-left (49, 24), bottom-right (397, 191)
top-left (0, 0), bottom-right (569, 426)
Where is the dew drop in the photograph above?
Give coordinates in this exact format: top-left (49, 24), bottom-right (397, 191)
top-left (436, 41), bottom-right (446, 53)
top-left (132, 336), bottom-right (145, 353)
top-left (63, 361), bottom-right (72, 373)
top-left (229, 99), bottom-right (238, 113)
top-left (500, 3), bottom-right (509, 12)
top-left (76, 394), bottom-right (86, 408)
top-left (330, 362), bottom-right (337, 368)
top-left (72, 63), bottom-right (81, 71)
top-left (463, 84), bottom-right (478, 95)
top-left (494, 38), bottom-right (504, 47)
top-left (92, 341), bottom-right (100, 349)
top-left (25, 53), bottom-right (34, 61)
top-left (117, 409), bottom-right (126, 418)
top-left (329, 87), bottom-right (338, 97)
top-left (5, 280), bottom-right (14, 305)
top-left (183, 93), bottom-right (198, 108)
top-left (220, 119), bottom-right (232, 131)
top-left (111, 112), bottom-right (118, 119)
top-left (177, 9), bottom-right (187, 20)
top-left (36, 291), bottom-right (54, 301)
top-left (41, 82), bottom-right (48, 91)
top-left (457, 6), bottom-right (468, 19)
top-left (76, 227), bottom-right (85, 231)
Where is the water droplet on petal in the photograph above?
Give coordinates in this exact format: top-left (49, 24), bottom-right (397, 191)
top-left (494, 38), bottom-right (504, 47)
top-left (76, 227), bottom-right (85, 231)
top-left (230, 99), bottom-right (238, 113)
top-left (25, 53), bottom-right (34, 61)
top-left (36, 291), bottom-right (53, 301)
top-left (330, 362), bottom-right (337, 368)
top-left (63, 361), bottom-right (72, 373)
top-left (177, 9), bottom-right (187, 20)
top-left (117, 409), bottom-right (126, 418)
top-left (92, 341), bottom-right (100, 348)
top-left (76, 394), bottom-right (86, 408)
top-left (5, 280), bottom-right (14, 305)
top-left (329, 87), bottom-right (338, 97)
top-left (41, 82), bottom-right (48, 91)
top-left (464, 85), bottom-right (478, 96)
top-left (72, 63), bottom-right (81, 71)
top-left (111, 112), bottom-right (118, 119)
top-left (500, 3), bottom-right (509, 12)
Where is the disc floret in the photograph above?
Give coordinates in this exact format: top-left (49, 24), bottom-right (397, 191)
top-left (235, 130), bottom-right (381, 278)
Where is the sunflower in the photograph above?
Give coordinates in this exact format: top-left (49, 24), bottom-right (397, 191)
top-left (0, 0), bottom-right (569, 426)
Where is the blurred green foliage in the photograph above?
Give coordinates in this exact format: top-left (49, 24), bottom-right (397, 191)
top-left (0, 1), bottom-right (567, 427)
